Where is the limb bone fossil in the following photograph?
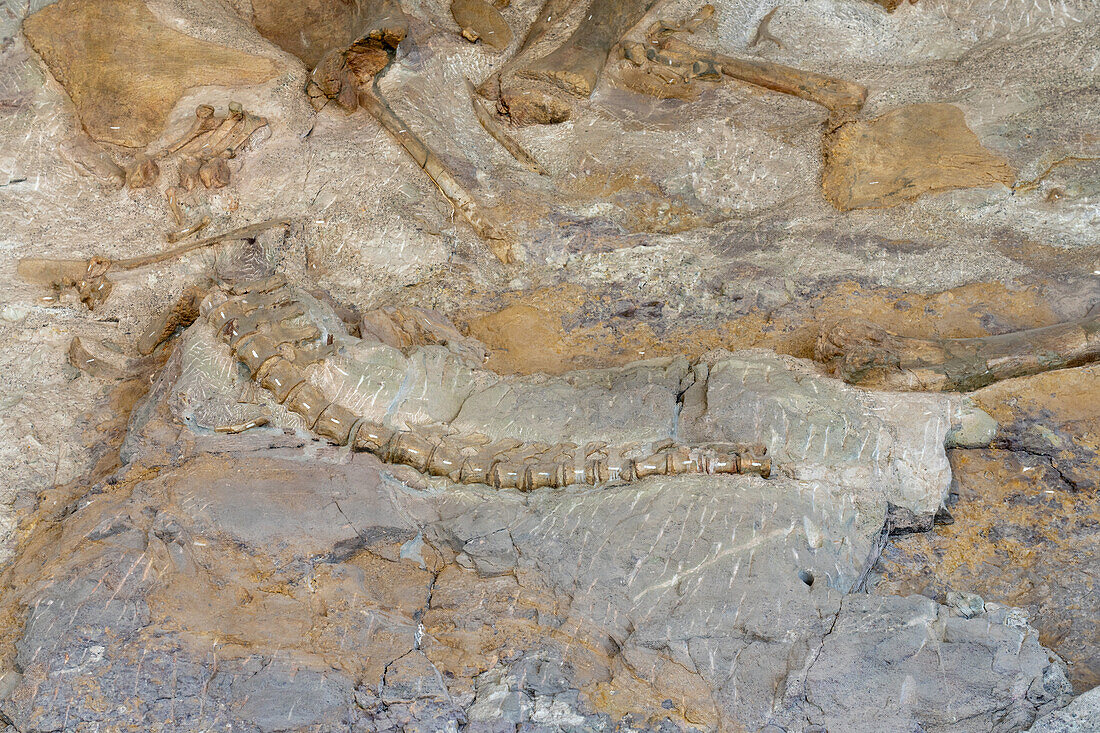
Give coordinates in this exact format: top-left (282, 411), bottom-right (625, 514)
top-left (650, 35), bottom-right (866, 114)
top-left (816, 312), bottom-right (1100, 391)
top-left (17, 219), bottom-right (289, 310)
top-left (358, 85), bottom-right (514, 263)
top-left (200, 275), bottom-right (771, 488)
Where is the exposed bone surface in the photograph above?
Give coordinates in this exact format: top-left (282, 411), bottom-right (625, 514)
top-left (21, 0), bottom-right (278, 147)
top-left (1, 0), bottom-right (1099, 728)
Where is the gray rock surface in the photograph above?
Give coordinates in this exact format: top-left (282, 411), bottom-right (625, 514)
top-left (0, 396), bottom-right (1072, 730)
top-left (682, 349), bottom-right (957, 514)
top-left (1027, 686), bottom-right (1100, 733)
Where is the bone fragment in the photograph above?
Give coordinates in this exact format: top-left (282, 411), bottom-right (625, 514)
top-left (614, 66), bottom-right (700, 100)
top-left (182, 102), bottom-right (244, 159)
top-left (451, 0), bottom-right (513, 51)
top-left (214, 417), bottom-right (270, 434)
top-left (656, 36), bottom-right (866, 113)
top-left (178, 157), bottom-right (202, 191)
top-left (69, 336), bottom-right (140, 379)
top-left (199, 157), bottom-right (232, 189)
top-left (59, 136), bottom-right (125, 188)
top-left (126, 155), bottom-right (160, 189)
top-left (18, 220), bottom-right (291, 309)
top-left (360, 305), bottom-right (488, 364)
top-left (166, 215), bottom-right (211, 243)
top-left (358, 88), bottom-right (513, 263)
top-left (159, 105), bottom-right (218, 158)
top-left (466, 79), bottom-right (548, 175)
top-left (750, 7), bottom-right (782, 48)
top-left (476, 0), bottom-right (579, 98)
top-left (816, 313), bottom-right (1100, 391)
top-left (137, 285), bottom-right (206, 355)
top-left (518, 0), bottom-right (659, 98)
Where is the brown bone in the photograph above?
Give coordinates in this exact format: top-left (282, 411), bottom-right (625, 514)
top-left (654, 36), bottom-right (867, 114)
top-left (358, 88), bottom-right (514, 263)
top-left (518, 0), bottom-right (659, 98)
top-left (816, 312), bottom-right (1100, 391)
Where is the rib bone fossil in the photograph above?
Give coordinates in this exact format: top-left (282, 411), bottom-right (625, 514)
top-left (202, 275), bottom-right (771, 488)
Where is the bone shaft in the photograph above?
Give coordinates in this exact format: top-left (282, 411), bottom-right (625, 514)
top-left (477, 0), bottom-right (578, 97)
top-left (523, 0), bottom-right (658, 96)
top-left (467, 79), bottom-right (548, 175)
top-left (931, 316), bottom-right (1100, 391)
top-left (358, 89), bottom-right (513, 263)
top-left (658, 37), bottom-right (866, 112)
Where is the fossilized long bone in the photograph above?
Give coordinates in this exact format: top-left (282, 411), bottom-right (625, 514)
top-left (358, 85), bottom-right (514, 263)
top-left (205, 276), bottom-right (771, 488)
top-left (647, 35), bottom-right (867, 114)
top-left (816, 313), bottom-right (1100, 391)
top-left (18, 219), bottom-right (289, 310)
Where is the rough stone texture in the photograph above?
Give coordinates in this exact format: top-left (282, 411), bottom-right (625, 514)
top-left (0, 424), bottom-right (1071, 731)
top-left (874, 364), bottom-right (1100, 692)
top-left (0, 0), bottom-right (1097, 729)
top-left (22, 0), bottom-right (279, 147)
top-left (874, 448), bottom-right (1100, 692)
top-left (971, 365), bottom-right (1100, 492)
top-left (1027, 686), bottom-right (1100, 733)
top-left (681, 349), bottom-right (958, 514)
top-left (822, 103), bottom-right (1016, 210)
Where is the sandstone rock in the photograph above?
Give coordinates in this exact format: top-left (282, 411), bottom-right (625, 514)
top-left (971, 365), bottom-right (1100, 491)
top-left (22, 0), bottom-right (278, 147)
top-left (822, 103), bottom-right (1015, 211)
top-left (452, 355), bottom-right (687, 445)
top-left (0, 421), bottom-right (1071, 730)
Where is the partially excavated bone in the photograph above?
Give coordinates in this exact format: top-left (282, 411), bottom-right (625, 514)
top-left (201, 276), bottom-right (771, 487)
top-left (466, 79), bottom-right (548, 175)
top-left (360, 305), bottom-right (489, 365)
top-left (17, 220), bottom-right (289, 310)
top-left (68, 336), bottom-right (146, 379)
top-left (137, 285), bottom-right (207, 355)
top-left (518, 0), bottom-right (658, 97)
top-left (358, 87), bottom-right (514, 263)
top-left (59, 135), bottom-right (126, 188)
top-left (491, 0), bottom-right (657, 124)
top-left (451, 0), bottom-right (513, 51)
top-left (653, 35), bottom-right (867, 114)
top-left (475, 0), bottom-right (578, 100)
top-left (816, 313), bottom-right (1100, 391)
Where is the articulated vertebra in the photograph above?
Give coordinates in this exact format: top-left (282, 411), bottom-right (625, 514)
top-left (205, 275), bottom-right (771, 488)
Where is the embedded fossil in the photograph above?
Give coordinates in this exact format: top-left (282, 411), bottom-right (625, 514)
top-left (451, 0), bottom-right (513, 50)
top-left (358, 85), bottom-right (514, 263)
top-left (647, 35), bottom-right (866, 115)
top-left (201, 274), bottom-right (771, 488)
top-left (466, 79), bottom-right (549, 176)
top-left (128, 102), bottom-right (269, 193)
top-left (816, 311), bottom-right (1100, 391)
top-left (485, 0), bottom-right (659, 124)
top-left (17, 220), bottom-right (289, 310)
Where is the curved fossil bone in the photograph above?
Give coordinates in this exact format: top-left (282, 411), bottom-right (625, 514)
top-left (208, 278), bottom-right (771, 487)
